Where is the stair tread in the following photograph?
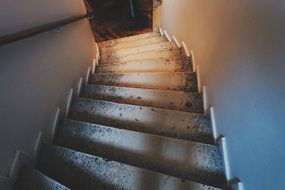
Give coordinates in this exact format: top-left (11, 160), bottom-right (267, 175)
top-left (98, 32), bottom-right (161, 47)
top-left (81, 84), bottom-right (203, 113)
top-left (69, 98), bottom-right (213, 143)
top-left (56, 119), bottom-right (225, 188)
top-left (100, 49), bottom-right (182, 64)
top-left (96, 57), bottom-right (192, 73)
top-left (100, 41), bottom-right (178, 61)
top-left (15, 165), bottom-right (69, 190)
top-left (38, 144), bottom-right (223, 190)
top-left (90, 72), bottom-right (198, 92)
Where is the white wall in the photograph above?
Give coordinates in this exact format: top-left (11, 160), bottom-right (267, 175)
top-left (0, 0), bottom-right (96, 176)
top-left (160, 0), bottom-right (285, 189)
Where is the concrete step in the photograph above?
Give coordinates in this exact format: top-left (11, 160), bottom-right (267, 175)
top-left (100, 41), bottom-right (178, 61)
top-left (98, 32), bottom-right (161, 48)
top-left (38, 144), bottom-right (223, 190)
top-left (55, 119), bottom-right (226, 188)
top-left (99, 35), bottom-right (167, 51)
top-left (100, 49), bottom-right (182, 65)
top-left (81, 85), bottom-right (203, 113)
top-left (96, 57), bottom-right (192, 73)
top-left (15, 165), bottom-right (69, 190)
top-left (69, 98), bottom-right (213, 143)
top-left (90, 72), bottom-right (198, 92)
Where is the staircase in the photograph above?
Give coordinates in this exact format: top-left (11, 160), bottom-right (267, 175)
top-left (15, 31), bottom-right (227, 190)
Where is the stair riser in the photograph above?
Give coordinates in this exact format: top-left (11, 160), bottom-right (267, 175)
top-left (55, 120), bottom-right (225, 188)
top-left (100, 50), bottom-right (182, 64)
top-left (81, 85), bottom-right (203, 113)
top-left (69, 99), bottom-right (213, 143)
top-left (90, 72), bottom-right (198, 92)
top-left (100, 42), bottom-right (177, 60)
top-left (38, 145), bottom-right (222, 190)
top-left (99, 37), bottom-right (167, 51)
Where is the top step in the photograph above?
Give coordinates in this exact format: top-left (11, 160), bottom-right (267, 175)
top-left (98, 32), bottom-right (162, 48)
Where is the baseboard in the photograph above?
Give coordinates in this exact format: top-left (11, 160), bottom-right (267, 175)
top-left (77, 77), bottom-right (83, 97)
top-left (202, 86), bottom-right (208, 114)
top-left (196, 65), bottom-right (202, 93)
top-left (181, 41), bottom-right (190, 58)
top-left (92, 58), bottom-right (97, 74)
top-left (158, 27), bottom-right (164, 36)
top-left (86, 67), bottom-right (91, 85)
top-left (219, 136), bottom-right (232, 182)
top-left (51, 108), bottom-right (60, 140)
top-left (96, 43), bottom-right (100, 60)
top-left (172, 35), bottom-right (181, 48)
top-left (190, 50), bottom-right (196, 72)
top-left (33, 132), bottom-right (43, 157)
top-left (163, 30), bottom-right (172, 41)
top-left (65, 88), bottom-right (74, 117)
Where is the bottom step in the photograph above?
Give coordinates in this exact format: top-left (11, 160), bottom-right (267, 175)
top-left (38, 144), bottom-right (222, 190)
top-left (15, 165), bottom-right (69, 190)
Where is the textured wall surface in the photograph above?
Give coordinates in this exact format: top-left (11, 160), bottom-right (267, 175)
top-left (0, 0), bottom-right (96, 176)
top-left (160, 1), bottom-right (285, 189)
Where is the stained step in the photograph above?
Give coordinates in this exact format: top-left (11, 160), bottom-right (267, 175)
top-left (99, 35), bottom-right (167, 51)
top-left (38, 144), bottom-right (223, 190)
top-left (100, 49), bottom-right (182, 65)
top-left (98, 32), bottom-right (161, 48)
top-left (15, 165), bottom-right (69, 190)
top-left (96, 57), bottom-right (192, 73)
top-left (69, 98), bottom-right (213, 143)
top-left (81, 85), bottom-right (203, 113)
top-left (90, 72), bottom-right (198, 92)
top-left (55, 119), bottom-right (225, 188)
top-left (100, 41), bottom-right (178, 61)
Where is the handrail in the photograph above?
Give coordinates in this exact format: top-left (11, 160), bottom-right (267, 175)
top-left (0, 13), bottom-right (89, 46)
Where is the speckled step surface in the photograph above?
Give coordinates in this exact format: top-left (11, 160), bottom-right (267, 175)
top-left (38, 144), bottom-right (222, 190)
top-left (99, 35), bottom-right (167, 51)
top-left (55, 119), bottom-right (225, 188)
top-left (81, 85), bottom-right (203, 113)
top-left (15, 165), bottom-right (69, 190)
top-left (90, 72), bottom-right (198, 92)
top-left (96, 57), bottom-right (192, 73)
top-left (100, 49), bottom-right (182, 65)
top-left (100, 41), bottom-right (178, 61)
top-left (69, 98), bottom-right (213, 143)
top-left (98, 32), bottom-right (161, 48)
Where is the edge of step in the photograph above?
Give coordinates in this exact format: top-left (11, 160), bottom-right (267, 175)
top-left (38, 144), bottom-right (224, 190)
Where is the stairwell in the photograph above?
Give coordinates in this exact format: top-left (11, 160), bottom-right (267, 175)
top-left (15, 31), bottom-right (227, 190)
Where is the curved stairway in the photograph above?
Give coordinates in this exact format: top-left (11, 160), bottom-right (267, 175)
top-left (15, 32), bottom-right (227, 190)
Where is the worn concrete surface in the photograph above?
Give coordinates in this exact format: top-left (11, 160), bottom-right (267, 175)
top-left (100, 41), bottom-right (178, 61)
top-left (100, 49), bottom-right (182, 65)
top-left (90, 72), bottom-right (198, 92)
top-left (69, 98), bottom-right (213, 143)
top-left (98, 32), bottom-right (161, 48)
top-left (99, 35), bottom-right (167, 51)
top-left (81, 85), bottom-right (203, 113)
top-left (55, 119), bottom-right (225, 188)
top-left (96, 57), bottom-right (192, 73)
top-left (15, 165), bottom-right (69, 190)
top-left (38, 144), bottom-right (222, 190)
